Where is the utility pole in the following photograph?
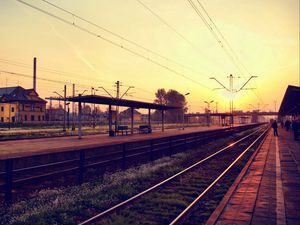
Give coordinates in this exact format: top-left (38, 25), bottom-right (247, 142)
top-left (210, 75), bottom-right (257, 127)
top-left (63, 85), bottom-right (66, 132)
top-left (204, 100), bottom-right (214, 126)
top-left (116, 81), bottom-right (120, 99)
top-left (33, 57), bottom-right (37, 91)
top-left (99, 82), bottom-right (134, 132)
top-left (72, 84), bottom-right (75, 131)
top-left (115, 81), bottom-right (120, 132)
top-left (227, 74), bottom-right (240, 126)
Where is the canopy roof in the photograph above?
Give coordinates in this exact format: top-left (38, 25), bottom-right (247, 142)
top-left (50, 95), bottom-right (181, 110)
top-left (278, 85), bottom-right (300, 116)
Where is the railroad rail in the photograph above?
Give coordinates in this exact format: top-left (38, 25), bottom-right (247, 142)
top-left (78, 125), bottom-right (269, 225)
top-left (0, 123), bottom-right (263, 205)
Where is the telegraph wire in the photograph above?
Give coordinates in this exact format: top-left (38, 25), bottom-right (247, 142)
top-left (16, 0), bottom-right (210, 90)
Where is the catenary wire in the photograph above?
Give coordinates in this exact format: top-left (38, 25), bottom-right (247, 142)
top-left (39, 0), bottom-right (211, 79)
top-left (16, 0), bottom-right (210, 90)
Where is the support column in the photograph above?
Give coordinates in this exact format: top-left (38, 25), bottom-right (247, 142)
top-left (78, 100), bottom-right (82, 139)
top-left (148, 108), bottom-right (151, 127)
top-left (108, 105), bottom-right (112, 135)
top-left (72, 84), bottom-right (75, 131)
top-left (162, 110), bottom-right (165, 132)
top-left (131, 107), bottom-right (134, 135)
top-left (63, 85), bottom-right (66, 132)
top-left (49, 98), bottom-right (52, 122)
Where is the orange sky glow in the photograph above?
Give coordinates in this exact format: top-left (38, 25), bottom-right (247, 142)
top-left (0, 0), bottom-right (299, 113)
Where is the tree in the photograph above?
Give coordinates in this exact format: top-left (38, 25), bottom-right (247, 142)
top-left (154, 88), bottom-right (167, 105)
top-left (153, 89), bottom-right (187, 123)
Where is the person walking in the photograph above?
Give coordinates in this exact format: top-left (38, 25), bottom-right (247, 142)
top-left (272, 120), bottom-right (278, 136)
top-left (285, 120), bottom-right (291, 131)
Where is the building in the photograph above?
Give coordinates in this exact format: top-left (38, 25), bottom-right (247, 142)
top-left (119, 108), bottom-right (142, 123)
top-left (0, 86), bottom-right (47, 123)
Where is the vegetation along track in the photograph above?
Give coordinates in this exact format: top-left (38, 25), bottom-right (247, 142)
top-left (79, 125), bottom-right (269, 225)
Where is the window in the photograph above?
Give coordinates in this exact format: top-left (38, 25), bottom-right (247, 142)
top-left (31, 115), bottom-right (35, 121)
top-left (42, 115), bottom-right (45, 121)
top-left (11, 107), bottom-right (15, 112)
top-left (1, 106), bottom-right (3, 112)
top-left (12, 116), bottom-right (15, 123)
top-left (38, 115), bottom-right (41, 121)
top-left (25, 115), bottom-right (27, 121)
top-left (1, 117), bottom-right (3, 123)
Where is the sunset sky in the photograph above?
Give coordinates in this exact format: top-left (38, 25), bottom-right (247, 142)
top-left (0, 0), bottom-right (299, 113)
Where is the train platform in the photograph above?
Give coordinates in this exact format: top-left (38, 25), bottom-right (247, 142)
top-left (207, 127), bottom-right (300, 225)
top-left (0, 125), bottom-right (228, 160)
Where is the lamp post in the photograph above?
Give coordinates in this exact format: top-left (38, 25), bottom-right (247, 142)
top-left (204, 100), bottom-right (214, 126)
top-left (91, 87), bottom-right (99, 128)
top-left (76, 90), bottom-right (87, 126)
top-left (188, 105), bottom-right (191, 125)
top-left (53, 90), bottom-right (66, 132)
top-left (182, 93), bottom-right (190, 130)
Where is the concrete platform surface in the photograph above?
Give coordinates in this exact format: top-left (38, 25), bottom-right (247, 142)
top-left (0, 125), bottom-right (226, 160)
top-left (207, 127), bottom-right (300, 225)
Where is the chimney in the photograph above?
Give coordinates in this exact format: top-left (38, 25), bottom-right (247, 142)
top-left (33, 57), bottom-right (37, 91)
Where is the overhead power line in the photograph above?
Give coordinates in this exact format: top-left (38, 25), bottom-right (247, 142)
top-left (0, 58), bottom-right (157, 96)
top-left (16, 0), bottom-right (210, 90)
top-left (39, 0), bottom-right (210, 79)
top-left (1, 59), bottom-right (166, 103)
top-left (136, 0), bottom-right (202, 52)
top-left (0, 58), bottom-right (113, 85)
top-left (187, 0), bottom-right (265, 104)
top-left (195, 0), bottom-right (249, 75)
top-left (187, 0), bottom-right (244, 75)
top-left (0, 70), bottom-right (73, 86)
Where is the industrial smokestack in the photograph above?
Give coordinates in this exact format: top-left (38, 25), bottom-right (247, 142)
top-left (33, 57), bottom-right (37, 91)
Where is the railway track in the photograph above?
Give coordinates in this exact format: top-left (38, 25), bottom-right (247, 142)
top-left (0, 124), bottom-right (262, 204)
top-left (79, 125), bottom-right (269, 225)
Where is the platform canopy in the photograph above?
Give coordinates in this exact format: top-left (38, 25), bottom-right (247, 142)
top-left (65, 95), bottom-right (181, 110)
top-left (278, 85), bottom-right (300, 116)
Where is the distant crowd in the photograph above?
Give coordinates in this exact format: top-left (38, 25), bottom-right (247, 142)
top-left (271, 118), bottom-right (300, 140)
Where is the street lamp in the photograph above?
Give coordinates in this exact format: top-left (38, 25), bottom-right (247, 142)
top-left (182, 92), bottom-right (190, 130)
top-left (204, 100), bottom-right (214, 126)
